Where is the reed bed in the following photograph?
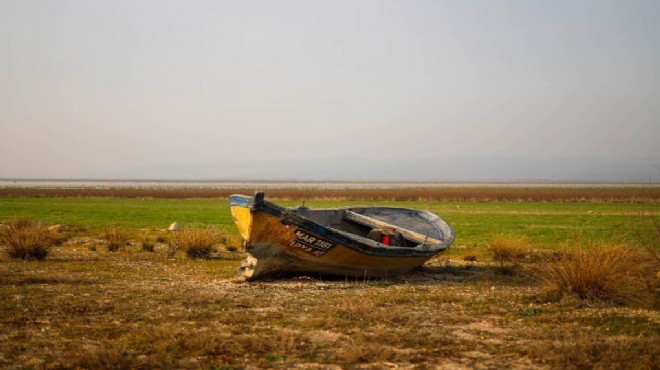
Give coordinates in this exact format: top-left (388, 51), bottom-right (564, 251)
top-left (1, 186), bottom-right (658, 202)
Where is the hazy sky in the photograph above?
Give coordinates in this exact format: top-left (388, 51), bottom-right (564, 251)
top-left (1, 0), bottom-right (659, 180)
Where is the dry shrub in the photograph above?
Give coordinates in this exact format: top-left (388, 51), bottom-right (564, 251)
top-left (177, 229), bottom-right (218, 259)
top-left (0, 218), bottom-right (56, 260)
top-left (102, 227), bottom-right (128, 252)
top-left (527, 243), bottom-right (658, 306)
top-left (139, 235), bottom-right (155, 252)
top-left (488, 233), bottom-right (530, 273)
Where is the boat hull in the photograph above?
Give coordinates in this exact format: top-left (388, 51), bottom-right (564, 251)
top-left (230, 194), bottom-right (453, 279)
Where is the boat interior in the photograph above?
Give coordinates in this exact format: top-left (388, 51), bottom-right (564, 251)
top-left (291, 206), bottom-right (444, 248)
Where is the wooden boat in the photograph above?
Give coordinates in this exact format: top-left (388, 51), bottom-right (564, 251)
top-left (230, 192), bottom-right (455, 279)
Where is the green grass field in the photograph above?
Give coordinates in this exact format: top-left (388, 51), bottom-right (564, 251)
top-left (1, 197), bottom-right (656, 249)
top-left (1, 196), bottom-right (659, 369)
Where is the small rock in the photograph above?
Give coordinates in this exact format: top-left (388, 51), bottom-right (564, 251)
top-left (168, 222), bottom-right (181, 231)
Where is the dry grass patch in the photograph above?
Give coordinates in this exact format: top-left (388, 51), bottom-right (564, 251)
top-left (102, 226), bottom-right (129, 252)
top-left (177, 229), bottom-right (218, 259)
top-left (1, 251), bottom-right (658, 369)
top-left (336, 333), bottom-right (395, 364)
top-left (0, 218), bottom-right (58, 260)
top-left (527, 243), bottom-right (658, 306)
top-left (76, 345), bottom-right (140, 370)
top-left (488, 233), bottom-right (531, 273)
top-left (522, 331), bottom-right (660, 370)
top-left (139, 235), bottom-right (156, 252)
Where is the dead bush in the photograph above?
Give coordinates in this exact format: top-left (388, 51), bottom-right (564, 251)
top-left (0, 218), bottom-right (56, 260)
top-left (177, 229), bottom-right (218, 259)
top-left (488, 233), bottom-right (530, 273)
top-left (102, 227), bottom-right (128, 252)
top-left (527, 243), bottom-right (658, 306)
top-left (140, 235), bottom-right (155, 252)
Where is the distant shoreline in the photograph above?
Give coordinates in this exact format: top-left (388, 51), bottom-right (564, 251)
top-left (1, 179), bottom-right (658, 189)
top-left (1, 182), bottom-right (658, 202)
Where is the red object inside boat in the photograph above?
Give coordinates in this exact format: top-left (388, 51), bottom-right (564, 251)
top-left (380, 234), bottom-right (391, 245)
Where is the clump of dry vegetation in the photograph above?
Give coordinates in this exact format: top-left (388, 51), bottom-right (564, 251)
top-left (139, 235), bottom-right (155, 252)
top-left (488, 233), bottom-right (531, 273)
top-left (528, 243), bottom-right (658, 306)
top-left (177, 229), bottom-right (218, 259)
top-left (102, 226), bottom-right (128, 252)
top-left (0, 218), bottom-right (57, 260)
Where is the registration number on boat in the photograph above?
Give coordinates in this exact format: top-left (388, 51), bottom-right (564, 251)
top-left (290, 229), bottom-right (335, 256)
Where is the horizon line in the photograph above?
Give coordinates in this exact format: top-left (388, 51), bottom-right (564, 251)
top-left (1, 178), bottom-right (659, 185)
